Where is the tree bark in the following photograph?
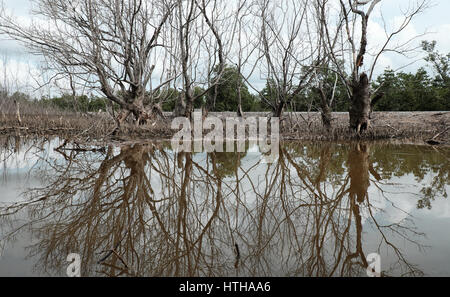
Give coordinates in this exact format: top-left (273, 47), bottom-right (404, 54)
top-left (111, 100), bottom-right (153, 134)
top-left (315, 86), bottom-right (332, 131)
top-left (151, 103), bottom-right (166, 121)
top-left (349, 73), bottom-right (371, 134)
top-left (130, 99), bottom-right (150, 126)
top-left (174, 93), bottom-right (187, 118)
top-left (184, 89), bottom-right (194, 120)
top-left (237, 85), bottom-right (243, 117)
top-left (237, 104), bottom-right (244, 118)
top-left (236, 74), bottom-right (244, 117)
top-left (273, 101), bottom-right (285, 118)
top-left (321, 104), bottom-right (332, 131)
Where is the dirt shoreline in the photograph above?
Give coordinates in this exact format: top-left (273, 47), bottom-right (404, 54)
top-left (0, 111), bottom-right (448, 146)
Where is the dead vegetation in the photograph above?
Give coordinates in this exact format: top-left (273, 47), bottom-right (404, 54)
top-left (281, 111), bottom-right (450, 144)
top-left (0, 98), bottom-right (112, 139)
top-left (1, 104), bottom-right (448, 145)
top-left (0, 97), bottom-right (174, 141)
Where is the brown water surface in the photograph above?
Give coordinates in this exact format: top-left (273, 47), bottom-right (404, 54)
top-left (0, 136), bottom-right (449, 276)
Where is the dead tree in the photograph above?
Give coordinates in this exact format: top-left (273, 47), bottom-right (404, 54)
top-left (310, 0), bottom-right (346, 130)
top-left (0, 0), bottom-right (177, 128)
top-left (344, 0), bottom-right (380, 133)
top-left (172, 0), bottom-right (197, 118)
top-left (251, 0), bottom-right (320, 118)
top-left (320, 0), bottom-right (428, 134)
top-left (171, 0), bottom-right (230, 120)
top-left (232, 0), bottom-right (256, 117)
top-left (14, 99), bottom-right (21, 125)
top-left (313, 82), bottom-right (334, 131)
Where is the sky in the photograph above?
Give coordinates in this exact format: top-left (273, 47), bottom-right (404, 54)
top-left (367, 0), bottom-right (450, 71)
top-left (1, 0), bottom-right (450, 97)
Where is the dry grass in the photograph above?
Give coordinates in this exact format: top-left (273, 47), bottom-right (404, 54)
top-left (201, 111), bottom-right (449, 144)
top-left (281, 112), bottom-right (450, 144)
top-left (0, 97), bottom-right (175, 142)
top-left (1, 100), bottom-right (449, 145)
top-left (0, 97), bottom-right (113, 140)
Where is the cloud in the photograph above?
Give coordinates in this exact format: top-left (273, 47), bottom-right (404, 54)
top-left (427, 23), bottom-right (450, 52)
top-left (2, 0), bottom-right (450, 98)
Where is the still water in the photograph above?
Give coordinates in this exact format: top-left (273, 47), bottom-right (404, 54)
top-left (0, 136), bottom-right (449, 277)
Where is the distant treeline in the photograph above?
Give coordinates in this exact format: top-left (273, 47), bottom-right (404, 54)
top-left (3, 65), bottom-right (449, 114)
top-left (373, 68), bottom-right (450, 111)
top-left (39, 94), bottom-right (110, 113)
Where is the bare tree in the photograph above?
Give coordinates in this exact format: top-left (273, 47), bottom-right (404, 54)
top-left (169, 0), bottom-right (237, 120)
top-left (310, 0), bottom-right (345, 130)
top-left (0, 0), bottom-right (177, 129)
top-left (252, 0), bottom-right (321, 118)
top-left (321, 0), bottom-right (428, 134)
top-left (172, 0), bottom-right (198, 118)
top-left (230, 0), bottom-right (258, 117)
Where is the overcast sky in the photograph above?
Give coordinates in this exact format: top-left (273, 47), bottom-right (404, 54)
top-left (1, 0), bottom-right (450, 97)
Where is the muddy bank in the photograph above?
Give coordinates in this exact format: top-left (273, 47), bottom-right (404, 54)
top-left (0, 111), bottom-right (448, 145)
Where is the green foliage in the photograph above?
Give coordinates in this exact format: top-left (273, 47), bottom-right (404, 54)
top-left (8, 91), bottom-right (32, 103)
top-left (422, 40), bottom-right (450, 83)
top-left (259, 79), bottom-right (281, 111)
top-left (209, 66), bottom-right (260, 112)
top-left (258, 78), bottom-right (308, 112)
top-left (161, 87), bottom-right (206, 112)
top-left (259, 69), bottom-right (350, 112)
top-left (304, 70), bottom-right (349, 113)
top-left (39, 94), bottom-right (108, 112)
top-left (27, 43), bottom-right (450, 113)
top-left (373, 67), bottom-right (450, 111)
top-left (286, 142), bottom-right (448, 210)
top-left (370, 41), bottom-right (450, 112)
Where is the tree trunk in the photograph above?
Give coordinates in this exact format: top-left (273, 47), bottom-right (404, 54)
top-left (174, 93), bottom-right (187, 118)
top-left (349, 73), bottom-right (371, 134)
top-left (237, 104), bottom-right (243, 117)
top-left (315, 86), bottom-right (332, 131)
top-left (321, 104), bottom-right (332, 131)
top-left (184, 96), bottom-right (193, 120)
top-left (151, 103), bottom-right (166, 121)
top-left (111, 101), bottom-right (150, 134)
top-left (14, 100), bottom-right (22, 126)
top-left (237, 82), bottom-right (243, 117)
top-left (273, 101), bottom-right (285, 118)
top-left (180, 88), bottom-right (194, 120)
top-left (133, 107), bottom-right (151, 127)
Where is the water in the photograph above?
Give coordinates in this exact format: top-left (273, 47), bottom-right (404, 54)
top-left (0, 136), bottom-right (449, 277)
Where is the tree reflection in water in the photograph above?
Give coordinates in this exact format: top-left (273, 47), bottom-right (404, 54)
top-left (0, 137), bottom-right (448, 277)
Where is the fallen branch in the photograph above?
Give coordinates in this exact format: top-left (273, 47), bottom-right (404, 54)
top-left (431, 127), bottom-right (449, 140)
top-left (425, 127), bottom-right (449, 145)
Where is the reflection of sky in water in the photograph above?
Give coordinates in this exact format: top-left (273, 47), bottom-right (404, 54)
top-left (0, 137), bottom-right (449, 276)
top-left (361, 173), bottom-right (450, 276)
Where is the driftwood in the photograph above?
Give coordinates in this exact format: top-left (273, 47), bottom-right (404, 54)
top-left (426, 127), bottom-right (450, 145)
top-left (55, 139), bottom-right (106, 153)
